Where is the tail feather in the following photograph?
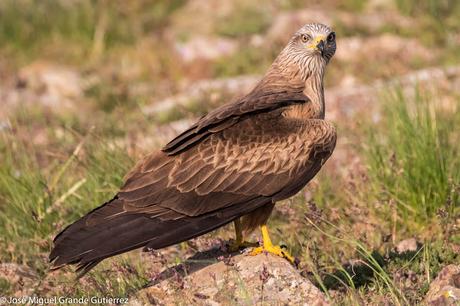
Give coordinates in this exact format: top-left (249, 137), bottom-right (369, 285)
top-left (49, 196), bottom-right (269, 277)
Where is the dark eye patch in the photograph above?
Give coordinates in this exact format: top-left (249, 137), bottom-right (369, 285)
top-left (327, 32), bottom-right (336, 42)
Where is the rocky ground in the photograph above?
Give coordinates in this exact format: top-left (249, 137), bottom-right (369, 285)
top-left (130, 252), bottom-right (329, 305)
top-left (0, 0), bottom-right (459, 305)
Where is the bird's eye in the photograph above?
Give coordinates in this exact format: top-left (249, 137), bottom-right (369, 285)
top-left (300, 34), bottom-right (310, 43)
top-left (327, 32), bottom-right (336, 43)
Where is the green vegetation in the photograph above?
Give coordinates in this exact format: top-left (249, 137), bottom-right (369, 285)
top-left (0, 122), bottom-right (131, 264)
top-left (216, 4), bottom-right (271, 38)
top-left (366, 90), bottom-right (460, 227)
top-left (214, 46), bottom-right (279, 77)
top-left (0, 0), bottom-right (185, 63)
top-left (394, 0), bottom-right (460, 64)
top-left (338, 0), bottom-right (367, 12)
top-left (0, 114), bottom-right (147, 298)
top-left (395, 0), bottom-right (460, 18)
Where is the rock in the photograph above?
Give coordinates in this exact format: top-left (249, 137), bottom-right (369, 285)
top-left (267, 9), bottom-right (333, 43)
top-left (336, 11), bottom-right (414, 33)
top-left (335, 34), bottom-right (435, 64)
top-left (130, 252), bottom-right (329, 305)
top-left (142, 75), bottom-right (259, 116)
top-left (16, 61), bottom-right (84, 108)
top-left (0, 61), bottom-right (85, 118)
top-left (174, 36), bottom-right (238, 63)
top-left (0, 119), bottom-right (11, 132)
top-left (395, 238), bottom-right (419, 254)
top-left (169, 0), bottom-right (236, 37)
top-left (267, 9), bottom-right (415, 44)
top-left (425, 265), bottom-right (460, 305)
top-left (0, 263), bottom-right (38, 296)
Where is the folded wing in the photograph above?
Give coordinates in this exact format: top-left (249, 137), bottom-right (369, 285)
top-left (49, 92), bottom-right (336, 277)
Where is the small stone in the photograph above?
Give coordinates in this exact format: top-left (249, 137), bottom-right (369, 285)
top-left (396, 238), bottom-right (419, 254)
top-left (0, 263), bottom-right (37, 296)
top-left (174, 36), bottom-right (238, 63)
top-left (425, 265), bottom-right (460, 305)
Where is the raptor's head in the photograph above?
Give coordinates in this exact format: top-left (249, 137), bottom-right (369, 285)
top-left (293, 23), bottom-right (336, 62)
top-left (280, 23), bottom-right (336, 79)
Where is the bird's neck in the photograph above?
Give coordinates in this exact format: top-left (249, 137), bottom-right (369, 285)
top-left (303, 67), bottom-right (325, 119)
top-left (268, 56), bottom-right (326, 120)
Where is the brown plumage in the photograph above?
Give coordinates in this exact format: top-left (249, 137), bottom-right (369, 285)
top-left (49, 23), bottom-right (337, 276)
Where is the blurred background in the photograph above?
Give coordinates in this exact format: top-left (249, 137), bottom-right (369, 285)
top-left (0, 0), bottom-right (459, 304)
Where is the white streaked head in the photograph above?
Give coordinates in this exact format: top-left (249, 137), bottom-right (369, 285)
top-left (279, 23), bottom-right (336, 80)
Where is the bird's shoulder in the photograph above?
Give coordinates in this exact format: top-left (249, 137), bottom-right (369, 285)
top-left (162, 79), bottom-right (309, 155)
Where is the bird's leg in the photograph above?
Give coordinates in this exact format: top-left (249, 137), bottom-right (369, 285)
top-left (227, 218), bottom-right (258, 252)
top-left (234, 218), bottom-right (243, 243)
top-left (249, 224), bottom-right (295, 264)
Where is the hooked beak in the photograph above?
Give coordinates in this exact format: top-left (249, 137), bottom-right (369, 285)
top-left (316, 40), bottom-right (325, 55)
top-left (308, 35), bottom-right (326, 55)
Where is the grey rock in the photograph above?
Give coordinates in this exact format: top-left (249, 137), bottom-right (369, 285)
top-left (0, 263), bottom-right (38, 296)
top-left (396, 238), bottom-right (419, 254)
top-left (425, 265), bottom-right (460, 305)
top-left (142, 75), bottom-right (259, 116)
top-left (16, 61), bottom-right (83, 108)
top-left (0, 61), bottom-right (85, 119)
top-left (130, 253), bottom-right (329, 305)
top-left (175, 36), bottom-right (238, 63)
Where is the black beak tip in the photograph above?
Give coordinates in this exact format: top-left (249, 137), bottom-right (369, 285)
top-left (316, 40), bottom-right (326, 55)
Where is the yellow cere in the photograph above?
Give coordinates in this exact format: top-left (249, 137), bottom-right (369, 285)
top-left (308, 35), bottom-right (325, 50)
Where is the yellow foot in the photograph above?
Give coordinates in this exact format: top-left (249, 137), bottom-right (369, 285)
top-left (247, 224), bottom-right (298, 266)
top-left (227, 239), bottom-right (259, 252)
top-left (249, 244), bottom-right (295, 264)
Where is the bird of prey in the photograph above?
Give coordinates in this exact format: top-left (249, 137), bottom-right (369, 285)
top-left (50, 23), bottom-right (337, 276)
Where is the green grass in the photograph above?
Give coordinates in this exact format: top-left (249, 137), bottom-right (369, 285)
top-left (213, 45), bottom-right (279, 77)
top-left (393, 0), bottom-right (460, 53)
top-left (365, 89), bottom-right (460, 227)
top-left (0, 112), bottom-right (142, 299)
top-left (273, 199), bottom-right (458, 305)
top-left (0, 0), bottom-right (185, 63)
top-left (395, 0), bottom-right (460, 18)
top-left (215, 3), bottom-right (270, 38)
top-left (337, 0), bottom-right (366, 12)
top-left (303, 217), bottom-right (408, 305)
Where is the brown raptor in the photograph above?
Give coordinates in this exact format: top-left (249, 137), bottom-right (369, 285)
top-left (50, 23), bottom-right (337, 276)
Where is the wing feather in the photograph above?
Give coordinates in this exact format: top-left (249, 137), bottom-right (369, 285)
top-left (162, 85), bottom-right (308, 155)
top-left (116, 117), bottom-right (336, 220)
